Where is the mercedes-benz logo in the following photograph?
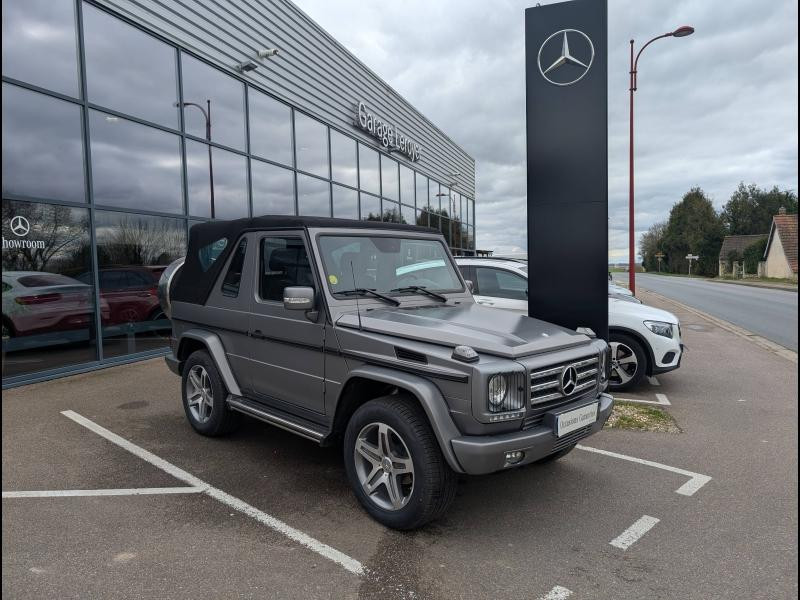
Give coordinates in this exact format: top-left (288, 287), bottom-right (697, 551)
top-left (10, 215), bottom-right (30, 237)
top-left (560, 365), bottom-right (578, 395)
top-left (538, 29), bottom-right (595, 86)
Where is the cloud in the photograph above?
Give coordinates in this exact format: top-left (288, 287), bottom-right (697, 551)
top-left (295, 0), bottom-right (798, 257)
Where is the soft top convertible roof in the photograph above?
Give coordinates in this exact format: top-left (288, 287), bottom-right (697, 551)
top-left (173, 215), bottom-right (439, 305)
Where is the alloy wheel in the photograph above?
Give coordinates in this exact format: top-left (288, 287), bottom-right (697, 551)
top-left (186, 365), bottom-right (213, 423)
top-left (353, 422), bottom-right (415, 511)
top-left (609, 341), bottom-right (639, 385)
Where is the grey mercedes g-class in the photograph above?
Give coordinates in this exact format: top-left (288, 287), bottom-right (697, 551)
top-left (160, 216), bottom-right (613, 529)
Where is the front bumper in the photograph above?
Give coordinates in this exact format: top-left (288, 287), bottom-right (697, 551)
top-left (450, 393), bottom-right (614, 475)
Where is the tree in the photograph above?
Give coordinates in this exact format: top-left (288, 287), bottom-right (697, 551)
top-left (743, 238), bottom-right (768, 274)
top-left (639, 220), bottom-right (667, 272)
top-left (661, 187), bottom-right (724, 277)
top-left (720, 183), bottom-right (798, 235)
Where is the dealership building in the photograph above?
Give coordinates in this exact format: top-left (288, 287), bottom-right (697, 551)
top-left (1, 0), bottom-right (476, 386)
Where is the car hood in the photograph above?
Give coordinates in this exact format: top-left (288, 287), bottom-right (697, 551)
top-left (336, 302), bottom-right (592, 359)
top-left (609, 297), bottom-right (679, 324)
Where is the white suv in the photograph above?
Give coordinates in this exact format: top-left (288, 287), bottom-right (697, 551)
top-left (455, 258), bottom-right (683, 391)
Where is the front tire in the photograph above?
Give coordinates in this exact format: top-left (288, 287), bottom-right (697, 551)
top-left (181, 350), bottom-right (240, 436)
top-left (609, 333), bottom-right (648, 391)
top-left (343, 395), bottom-right (457, 530)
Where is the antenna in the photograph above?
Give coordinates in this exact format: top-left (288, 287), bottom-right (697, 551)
top-left (350, 260), bottom-right (362, 331)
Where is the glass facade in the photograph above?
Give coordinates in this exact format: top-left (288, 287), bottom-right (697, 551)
top-left (1, 0), bottom-right (475, 384)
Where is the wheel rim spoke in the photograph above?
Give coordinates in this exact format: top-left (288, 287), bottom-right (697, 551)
top-left (356, 438), bottom-right (382, 466)
top-left (353, 421), bottom-right (415, 512)
top-left (186, 366), bottom-right (212, 423)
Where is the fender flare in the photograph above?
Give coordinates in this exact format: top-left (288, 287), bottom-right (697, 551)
top-left (340, 365), bottom-right (466, 473)
top-left (179, 329), bottom-right (242, 397)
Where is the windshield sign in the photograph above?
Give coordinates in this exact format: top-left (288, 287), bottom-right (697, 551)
top-left (318, 236), bottom-right (463, 297)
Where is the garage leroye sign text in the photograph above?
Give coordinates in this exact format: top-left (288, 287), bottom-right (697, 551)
top-left (356, 101), bottom-right (421, 162)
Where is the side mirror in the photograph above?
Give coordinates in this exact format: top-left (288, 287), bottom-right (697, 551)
top-left (283, 286), bottom-right (315, 311)
top-left (465, 279), bottom-right (474, 293)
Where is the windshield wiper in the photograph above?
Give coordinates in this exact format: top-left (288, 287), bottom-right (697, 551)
top-left (390, 285), bottom-right (447, 302)
top-left (338, 288), bottom-right (401, 306)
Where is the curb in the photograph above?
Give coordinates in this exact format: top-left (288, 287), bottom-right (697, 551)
top-left (706, 279), bottom-right (797, 292)
top-left (640, 289), bottom-right (798, 364)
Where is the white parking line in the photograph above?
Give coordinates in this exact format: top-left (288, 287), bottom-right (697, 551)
top-left (647, 376), bottom-right (660, 386)
top-left (609, 515), bottom-right (660, 550)
top-left (537, 585), bottom-right (573, 599)
top-left (615, 393), bottom-right (670, 406)
top-left (576, 445), bottom-right (711, 496)
top-left (2, 487), bottom-right (204, 498)
top-left (60, 410), bottom-right (364, 576)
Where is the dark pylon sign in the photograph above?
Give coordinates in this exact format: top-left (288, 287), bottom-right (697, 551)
top-left (525, 0), bottom-right (608, 341)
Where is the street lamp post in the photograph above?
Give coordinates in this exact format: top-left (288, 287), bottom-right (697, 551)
top-left (179, 100), bottom-right (215, 219)
top-left (628, 25), bottom-right (694, 295)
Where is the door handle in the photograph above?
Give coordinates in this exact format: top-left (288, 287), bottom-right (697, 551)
top-left (249, 329), bottom-right (267, 340)
top-left (478, 300), bottom-right (494, 306)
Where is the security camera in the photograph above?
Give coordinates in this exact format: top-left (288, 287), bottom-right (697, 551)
top-left (258, 48), bottom-right (280, 58)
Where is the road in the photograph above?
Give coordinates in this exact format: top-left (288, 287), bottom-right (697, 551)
top-left (617, 273), bottom-right (798, 351)
top-left (3, 289), bottom-right (798, 599)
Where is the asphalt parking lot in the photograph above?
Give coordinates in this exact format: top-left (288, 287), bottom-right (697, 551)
top-left (3, 291), bottom-right (797, 600)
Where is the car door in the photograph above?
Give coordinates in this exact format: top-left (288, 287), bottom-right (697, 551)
top-left (245, 232), bottom-right (325, 415)
top-left (473, 266), bottom-right (528, 312)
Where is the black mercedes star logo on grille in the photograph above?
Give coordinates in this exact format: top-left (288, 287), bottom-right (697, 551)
top-left (560, 365), bottom-right (578, 395)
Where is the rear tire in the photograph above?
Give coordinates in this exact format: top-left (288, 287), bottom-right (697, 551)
top-left (609, 333), bottom-right (648, 391)
top-left (181, 350), bottom-right (240, 436)
top-left (343, 395), bottom-right (457, 530)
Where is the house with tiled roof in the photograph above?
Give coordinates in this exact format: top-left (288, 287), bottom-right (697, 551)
top-left (762, 207), bottom-right (798, 280)
top-left (718, 234), bottom-right (768, 276)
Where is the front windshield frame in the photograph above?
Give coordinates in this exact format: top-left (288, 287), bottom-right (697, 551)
top-left (315, 232), bottom-right (466, 300)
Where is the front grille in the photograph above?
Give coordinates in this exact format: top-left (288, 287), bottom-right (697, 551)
top-left (552, 425), bottom-right (593, 452)
top-left (530, 355), bottom-right (599, 405)
top-left (522, 394), bottom-right (587, 430)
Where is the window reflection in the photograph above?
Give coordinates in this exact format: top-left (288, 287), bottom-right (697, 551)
top-left (94, 211), bottom-right (186, 359)
top-left (382, 200), bottom-right (402, 223)
top-left (82, 4), bottom-right (178, 128)
top-left (1, 0), bottom-right (80, 98)
top-left (400, 203), bottom-right (415, 224)
top-left (89, 110), bottom-right (183, 213)
top-left (400, 165), bottom-right (414, 206)
top-left (381, 156), bottom-right (398, 201)
top-left (297, 174), bottom-right (330, 217)
top-left (181, 53), bottom-right (245, 150)
top-left (332, 185), bottom-right (358, 219)
top-left (248, 89), bottom-right (292, 166)
top-left (330, 130), bottom-right (357, 187)
top-left (186, 140), bottom-right (248, 219)
top-left (294, 112), bottom-right (328, 177)
top-left (251, 159), bottom-right (294, 215)
top-left (358, 144), bottom-right (380, 195)
top-left (2, 84), bottom-right (85, 203)
top-left (2, 200), bottom-right (96, 378)
top-left (360, 193), bottom-right (381, 221)
top-left (416, 174), bottom-right (429, 211)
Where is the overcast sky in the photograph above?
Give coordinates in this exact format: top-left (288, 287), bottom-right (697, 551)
top-left (295, 0), bottom-right (798, 259)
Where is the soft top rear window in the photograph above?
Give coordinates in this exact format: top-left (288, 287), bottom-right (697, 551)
top-left (198, 238), bottom-right (228, 272)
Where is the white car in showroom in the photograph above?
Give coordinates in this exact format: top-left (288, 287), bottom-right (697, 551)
top-left (455, 258), bottom-right (683, 391)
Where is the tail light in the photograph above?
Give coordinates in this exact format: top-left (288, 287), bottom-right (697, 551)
top-left (16, 293), bottom-right (62, 305)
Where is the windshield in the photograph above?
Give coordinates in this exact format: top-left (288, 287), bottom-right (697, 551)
top-left (318, 235), bottom-right (464, 296)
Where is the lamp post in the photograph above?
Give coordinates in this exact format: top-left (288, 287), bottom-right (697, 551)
top-left (179, 99), bottom-right (215, 219)
top-left (628, 25), bottom-right (694, 294)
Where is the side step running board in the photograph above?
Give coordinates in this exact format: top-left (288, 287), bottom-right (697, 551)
top-left (227, 396), bottom-right (327, 443)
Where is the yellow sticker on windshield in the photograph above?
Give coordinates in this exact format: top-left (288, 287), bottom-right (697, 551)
top-left (328, 274), bottom-right (338, 285)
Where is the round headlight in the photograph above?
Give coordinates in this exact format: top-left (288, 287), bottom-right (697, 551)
top-left (488, 374), bottom-right (508, 408)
